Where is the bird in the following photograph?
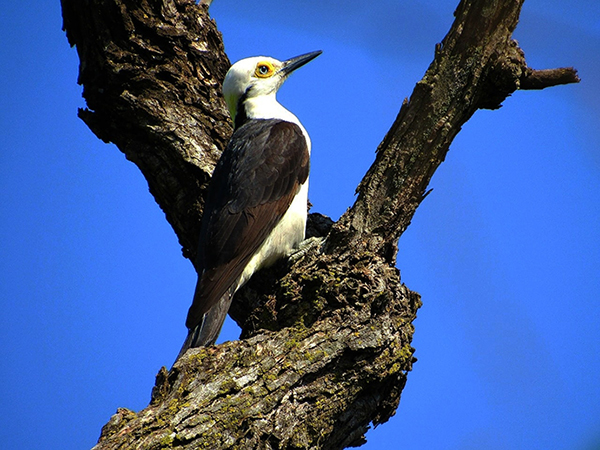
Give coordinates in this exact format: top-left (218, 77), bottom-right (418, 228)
top-left (176, 50), bottom-right (322, 360)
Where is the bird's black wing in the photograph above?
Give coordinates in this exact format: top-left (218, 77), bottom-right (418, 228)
top-left (185, 119), bottom-right (310, 330)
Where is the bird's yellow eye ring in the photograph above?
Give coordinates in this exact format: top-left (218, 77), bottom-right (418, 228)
top-left (255, 61), bottom-right (275, 78)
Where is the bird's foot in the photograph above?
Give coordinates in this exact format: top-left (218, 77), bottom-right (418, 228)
top-left (288, 236), bottom-right (325, 264)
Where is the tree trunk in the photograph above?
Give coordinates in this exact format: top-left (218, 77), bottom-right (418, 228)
top-left (60, 0), bottom-right (578, 448)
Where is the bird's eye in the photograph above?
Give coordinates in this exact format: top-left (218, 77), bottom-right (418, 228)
top-left (255, 62), bottom-right (275, 78)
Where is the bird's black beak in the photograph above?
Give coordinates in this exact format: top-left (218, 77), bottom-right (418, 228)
top-left (281, 50), bottom-right (322, 76)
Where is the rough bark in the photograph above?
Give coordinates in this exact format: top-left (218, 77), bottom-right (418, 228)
top-left (60, 0), bottom-right (578, 449)
top-left (61, 0), bottom-right (231, 259)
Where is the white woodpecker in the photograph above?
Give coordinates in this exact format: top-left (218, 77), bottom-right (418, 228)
top-left (177, 50), bottom-right (322, 359)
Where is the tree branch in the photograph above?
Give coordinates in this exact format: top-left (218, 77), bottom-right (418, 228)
top-left (61, 0), bottom-right (231, 261)
top-left (329, 0), bottom-right (579, 261)
top-left (520, 67), bottom-right (580, 90)
top-left (60, 0), bottom-right (579, 448)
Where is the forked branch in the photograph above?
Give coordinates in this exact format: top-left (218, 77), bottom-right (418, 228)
top-left (60, 0), bottom-right (578, 448)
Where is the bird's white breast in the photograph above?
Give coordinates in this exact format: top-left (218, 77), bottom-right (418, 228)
top-left (236, 181), bottom-right (308, 290)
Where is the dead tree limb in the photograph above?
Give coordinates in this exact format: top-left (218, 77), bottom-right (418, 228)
top-left (60, 0), bottom-right (579, 448)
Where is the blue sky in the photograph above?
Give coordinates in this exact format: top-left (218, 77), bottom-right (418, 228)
top-left (1, 1), bottom-right (599, 449)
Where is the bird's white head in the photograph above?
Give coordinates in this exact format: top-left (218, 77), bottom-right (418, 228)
top-left (222, 51), bottom-right (322, 127)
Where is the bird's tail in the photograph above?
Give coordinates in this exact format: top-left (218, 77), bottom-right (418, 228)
top-left (175, 290), bottom-right (234, 362)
